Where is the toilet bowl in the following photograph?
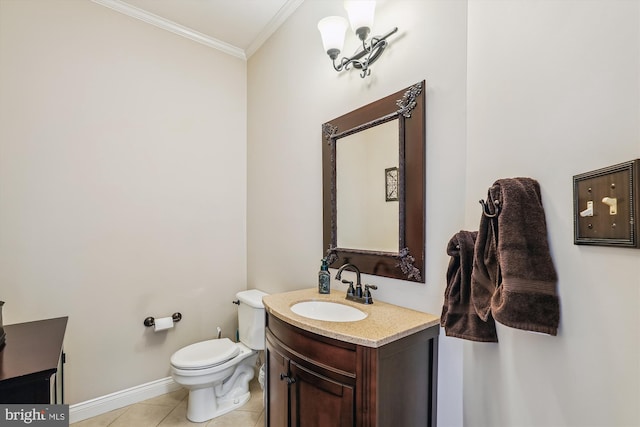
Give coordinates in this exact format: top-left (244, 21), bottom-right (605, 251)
top-left (170, 289), bottom-right (267, 423)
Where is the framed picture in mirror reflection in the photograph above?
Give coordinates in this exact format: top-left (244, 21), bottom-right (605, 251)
top-left (385, 167), bottom-right (399, 202)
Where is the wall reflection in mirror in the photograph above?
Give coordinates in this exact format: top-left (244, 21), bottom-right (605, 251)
top-left (336, 120), bottom-right (399, 252)
top-left (322, 81), bottom-right (426, 282)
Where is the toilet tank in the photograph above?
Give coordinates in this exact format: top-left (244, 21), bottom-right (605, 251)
top-left (236, 289), bottom-right (268, 350)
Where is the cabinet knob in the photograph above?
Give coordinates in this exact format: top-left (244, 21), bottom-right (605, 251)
top-left (280, 373), bottom-right (296, 385)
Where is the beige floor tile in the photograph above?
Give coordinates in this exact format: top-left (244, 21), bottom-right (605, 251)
top-left (142, 388), bottom-right (188, 407)
top-left (158, 400), bottom-right (205, 426)
top-left (163, 393), bottom-right (264, 426)
top-left (109, 403), bottom-right (173, 427)
top-left (255, 411), bottom-right (265, 427)
top-left (72, 378), bottom-right (262, 427)
top-left (70, 407), bottom-right (128, 427)
top-left (205, 409), bottom-right (262, 427)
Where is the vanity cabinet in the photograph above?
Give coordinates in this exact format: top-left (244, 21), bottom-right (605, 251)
top-left (265, 313), bottom-right (439, 427)
top-left (0, 317), bottom-right (68, 404)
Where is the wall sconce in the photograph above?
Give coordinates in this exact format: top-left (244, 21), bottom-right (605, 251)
top-left (317, 1), bottom-right (397, 78)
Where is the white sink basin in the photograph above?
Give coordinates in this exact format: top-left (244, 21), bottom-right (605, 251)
top-left (290, 301), bottom-right (367, 322)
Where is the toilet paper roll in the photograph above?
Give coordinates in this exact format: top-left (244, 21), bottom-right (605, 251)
top-left (154, 316), bottom-right (174, 332)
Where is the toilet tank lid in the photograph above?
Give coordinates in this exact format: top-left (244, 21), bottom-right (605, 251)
top-left (236, 289), bottom-right (268, 308)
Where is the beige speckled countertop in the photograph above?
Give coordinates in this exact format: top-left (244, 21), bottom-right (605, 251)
top-left (262, 288), bottom-right (440, 348)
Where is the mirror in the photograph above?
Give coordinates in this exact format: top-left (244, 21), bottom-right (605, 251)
top-left (322, 81), bottom-right (425, 282)
top-left (336, 120), bottom-right (399, 252)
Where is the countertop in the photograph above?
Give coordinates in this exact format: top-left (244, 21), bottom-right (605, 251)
top-left (262, 288), bottom-right (440, 348)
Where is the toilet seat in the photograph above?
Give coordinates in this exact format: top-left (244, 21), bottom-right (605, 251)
top-left (171, 338), bottom-right (240, 370)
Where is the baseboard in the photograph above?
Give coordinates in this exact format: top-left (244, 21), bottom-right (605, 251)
top-left (69, 377), bottom-right (181, 423)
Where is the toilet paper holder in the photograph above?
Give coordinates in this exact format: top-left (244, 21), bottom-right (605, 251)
top-left (143, 312), bottom-right (182, 327)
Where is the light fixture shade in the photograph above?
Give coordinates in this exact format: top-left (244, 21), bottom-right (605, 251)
top-left (344, 0), bottom-right (376, 35)
top-left (318, 16), bottom-right (348, 54)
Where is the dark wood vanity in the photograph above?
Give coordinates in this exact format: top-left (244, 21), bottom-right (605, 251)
top-left (263, 290), bottom-right (440, 427)
top-left (0, 317), bottom-right (67, 404)
top-left (266, 314), bottom-right (438, 427)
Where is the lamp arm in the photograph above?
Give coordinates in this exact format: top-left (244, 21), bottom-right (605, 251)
top-left (369, 27), bottom-right (398, 50)
top-left (342, 27), bottom-right (398, 67)
top-left (329, 27), bottom-right (399, 78)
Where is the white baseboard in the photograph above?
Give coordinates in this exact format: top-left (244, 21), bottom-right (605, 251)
top-left (69, 377), bottom-right (181, 423)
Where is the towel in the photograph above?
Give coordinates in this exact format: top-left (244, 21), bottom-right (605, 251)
top-left (472, 178), bottom-right (560, 335)
top-left (441, 231), bottom-right (498, 342)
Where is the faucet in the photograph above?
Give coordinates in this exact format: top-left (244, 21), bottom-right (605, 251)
top-left (335, 263), bottom-right (362, 298)
top-left (335, 263), bottom-right (377, 304)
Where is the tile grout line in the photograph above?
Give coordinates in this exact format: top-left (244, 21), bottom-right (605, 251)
top-left (156, 392), bottom-right (187, 427)
top-left (156, 406), bottom-right (173, 427)
top-left (106, 405), bottom-right (130, 427)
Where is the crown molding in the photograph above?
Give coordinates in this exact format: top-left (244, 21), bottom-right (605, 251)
top-left (91, 0), bottom-right (246, 60)
top-left (245, 0), bottom-right (304, 58)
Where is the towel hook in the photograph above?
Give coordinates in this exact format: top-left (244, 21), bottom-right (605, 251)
top-left (479, 199), bottom-right (501, 218)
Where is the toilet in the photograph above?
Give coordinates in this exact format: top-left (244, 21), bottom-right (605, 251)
top-left (170, 289), bottom-right (268, 423)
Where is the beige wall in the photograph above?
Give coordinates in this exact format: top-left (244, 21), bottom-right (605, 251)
top-left (0, 0), bottom-right (247, 404)
top-left (464, 2), bottom-right (640, 426)
top-left (248, 1), bottom-right (640, 427)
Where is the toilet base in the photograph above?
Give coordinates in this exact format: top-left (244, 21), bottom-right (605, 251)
top-left (182, 361), bottom-right (257, 423)
top-left (186, 387), bottom-right (251, 423)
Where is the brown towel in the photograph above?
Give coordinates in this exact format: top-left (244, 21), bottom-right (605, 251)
top-left (472, 178), bottom-right (560, 335)
top-left (441, 231), bottom-right (498, 342)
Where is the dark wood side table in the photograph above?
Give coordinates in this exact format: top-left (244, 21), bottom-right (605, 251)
top-left (0, 317), bottom-right (68, 404)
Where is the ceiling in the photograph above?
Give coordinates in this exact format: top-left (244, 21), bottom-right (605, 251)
top-left (92, 0), bottom-right (304, 59)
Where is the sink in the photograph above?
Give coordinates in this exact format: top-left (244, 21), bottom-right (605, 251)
top-left (290, 301), bottom-right (367, 322)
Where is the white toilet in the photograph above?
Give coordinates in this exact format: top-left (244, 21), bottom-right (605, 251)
top-left (170, 289), bottom-right (268, 422)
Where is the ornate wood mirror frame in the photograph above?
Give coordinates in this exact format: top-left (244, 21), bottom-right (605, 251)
top-left (322, 81), bottom-right (426, 282)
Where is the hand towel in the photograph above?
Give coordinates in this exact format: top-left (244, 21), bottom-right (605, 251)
top-left (472, 178), bottom-right (560, 335)
top-left (441, 230), bottom-right (498, 342)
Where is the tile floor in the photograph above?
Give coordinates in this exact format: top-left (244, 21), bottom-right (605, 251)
top-left (71, 379), bottom-right (264, 427)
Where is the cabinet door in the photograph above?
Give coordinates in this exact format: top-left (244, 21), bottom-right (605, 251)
top-left (266, 339), bottom-right (290, 427)
top-left (290, 361), bottom-right (355, 427)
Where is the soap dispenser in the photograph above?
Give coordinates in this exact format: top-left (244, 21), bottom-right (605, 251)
top-left (318, 258), bottom-right (330, 294)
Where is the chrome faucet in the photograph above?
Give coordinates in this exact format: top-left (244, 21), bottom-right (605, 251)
top-left (335, 263), bottom-right (377, 304)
